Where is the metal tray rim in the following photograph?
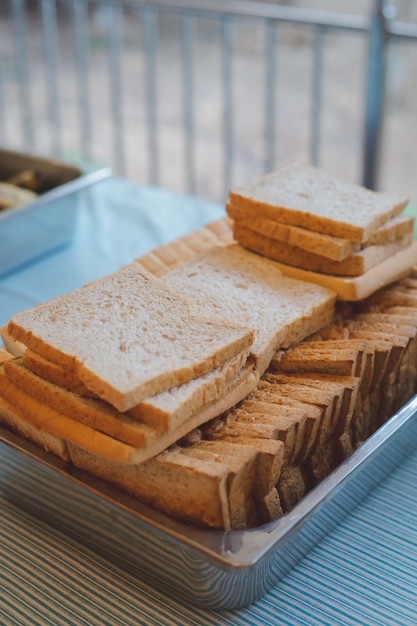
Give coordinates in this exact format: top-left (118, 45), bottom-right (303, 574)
top-left (1, 392), bottom-right (417, 571)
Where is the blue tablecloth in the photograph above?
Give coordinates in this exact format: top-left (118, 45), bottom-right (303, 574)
top-left (1, 178), bottom-right (417, 625)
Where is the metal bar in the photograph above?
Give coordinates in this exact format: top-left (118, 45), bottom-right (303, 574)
top-left (363, 0), bottom-right (388, 190)
top-left (181, 11), bottom-right (196, 195)
top-left (107, 3), bottom-right (125, 176)
top-left (311, 25), bottom-right (324, 167)
top-left (388, 20), bottom-right (417, 41)
top-left (73, 0), bottom-right (93, 161)
top-left (41, 0), bottom-right (61, 156)
top-left (264, 18), bottom-right (277, 173)
top-left (221, 14), bottom-right (233, 199)
top-left (87, 0), bottom-right (370, 33)
top-left (10, 0), bottom-right (34, 150)
top-left (143, 6), bottom-right (159, 186)
top-left (0, 48), bottom-right (5, 144)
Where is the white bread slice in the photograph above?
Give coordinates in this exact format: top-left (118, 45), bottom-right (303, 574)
top-left (229, 209), bottom-right (361, 261)
top-left (0, 363), bottom-right (258, 465)
top-left (3, 358), bottom-right (158, 447)
top-left (229, 211), bottom-right (414, 262)
top-left (233, 223), bottom-right (413, 276)
top-left (0, 348), bottom-right (12, 364)
top-left (13, 349), bottom-right (249, 433)
top-left (7, 263), bottom-right (254, 411)
top-left (163, 244), bottom-right (336, 375)
top-left (228, 161), bottom-right (408, 242)
top-left (1, 324), bottom-right (25, 357)
top-left (250, 242), bottom-right (417, 301)
top-left (367, 213), bottom-right (414, 245)
top-left (22, 349), bottom-right (92, 396)
top-left (0, 395), bottom-right (70, 461)
top-left (68, 443), bottom-right (233, 530)
top-left (128, 350), bottom-right (249, 430)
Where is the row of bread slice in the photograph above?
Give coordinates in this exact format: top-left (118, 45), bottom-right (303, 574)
top-left (4, 268), bottom-right (417, 530)
top-left (227, 160), bottom-right (417, 300)
top-left (0, 243), bottom-right (336, 470)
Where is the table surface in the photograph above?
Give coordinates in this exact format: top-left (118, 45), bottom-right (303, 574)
top-left (1, 178), bottom-right (417, 626)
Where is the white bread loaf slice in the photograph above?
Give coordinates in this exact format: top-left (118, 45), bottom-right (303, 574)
top-left (0, 348), bottom-right (12, 363)
top-left (367, 213), bottom-right (414, 245)
top-left (0, 395), bottom-right (70, 461)
top-left (22, 349), bottom-right (93, 396)
top-left (228, 211), bottom-right (414, 262)
top-left (1, 324), bottom-right (25, 357)
top-left (251, 242), bottom-right (417, 301)
top-left (0, 361), bottom-right (258, 465)
top-left (163, 244), bottom-right (336, 375)
top-left (7, 263), bottom-right (254, 411)
top-left (3, 358), bottom-right (158, 447)
top-left (11, 349), bottom-right (249, 433)
top-left (228, 161), bottom-right (408, 242)
top-left (128, 350), bottom-right (249, 430)
top-left (229, 209), bottom-right (360, 261)
top-left (68, 443), bottom-right (233, 530)
top-left (233, 223), bottom-right (413, 276)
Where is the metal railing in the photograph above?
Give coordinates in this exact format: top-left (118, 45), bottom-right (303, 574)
top-left (1, 0), bottom-right (417, 202)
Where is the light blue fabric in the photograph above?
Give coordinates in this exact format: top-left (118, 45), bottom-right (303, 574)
top-left (0, 177), bottom-right (225, 324)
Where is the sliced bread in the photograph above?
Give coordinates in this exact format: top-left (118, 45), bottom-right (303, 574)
top-left (0, 361), bottom-right (258, 465)
top-left (233, 223), bottom-right (413, 276)
top-left (228, 161), bottom-right (408, 242)
top-left (229, 209), bottom-right (361, 261)
top-left (249, 241), bottom-right (417, 301)
top-left (163, 244), bottom-right (336, 375)
top-left (18, 348), bottom-right (250, 432)
top-left (7, 263), bottom-right (254, 411)
top-left (229, 211), bottom-right (414, 262)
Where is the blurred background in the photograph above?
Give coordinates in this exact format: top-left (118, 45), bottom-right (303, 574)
top-left (1, 0), bottom-right (416, 203)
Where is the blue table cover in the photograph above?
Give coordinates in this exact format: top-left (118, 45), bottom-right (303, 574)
top-left (1, 178), bottom-right (417, 626)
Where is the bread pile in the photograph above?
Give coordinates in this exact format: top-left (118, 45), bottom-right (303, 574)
top-left (227, 161), bottom-right (417, 300)
top-left (1, 162), bottom-right (417, 531)
top-left (0, 242), bottom-right (335, 528)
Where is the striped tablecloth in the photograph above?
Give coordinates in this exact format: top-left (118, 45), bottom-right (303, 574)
top-left (1, 178), bottom-right (417, 625)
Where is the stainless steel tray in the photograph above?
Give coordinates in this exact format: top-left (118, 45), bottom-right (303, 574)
top-left (1, 394), bottom-right (416, 610)
top-left (0, 148), bottom-right (110, 276)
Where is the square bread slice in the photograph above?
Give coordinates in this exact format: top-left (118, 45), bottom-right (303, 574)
top-left (0, 361), bottom-right (258, 465)
top-left (228, 210), bottom-right (414, 262)
top-left (7, 263), bottom-right (254, 411)
top-left (228, 161), bottom-right (409, 242)
top-left (163, 244), bottom-right (336, 375)
top-left (233, 223), bottom-right (413, 276)
top-left (240, 241), bottom-right (417, 302)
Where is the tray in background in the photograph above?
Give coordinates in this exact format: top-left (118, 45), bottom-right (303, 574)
top-left (0, 148), bottom-right (110, 276)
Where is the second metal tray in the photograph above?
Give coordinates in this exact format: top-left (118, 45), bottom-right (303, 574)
top-left (0, 148), bottom-right (110, 276)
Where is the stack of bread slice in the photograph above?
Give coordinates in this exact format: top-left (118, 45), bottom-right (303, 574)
top-left (227, 160), bottom-right (417, 300)
top-left (0, 263), bottom-right (259, 466)
top-left (0, 244), bottom-right (337, 529)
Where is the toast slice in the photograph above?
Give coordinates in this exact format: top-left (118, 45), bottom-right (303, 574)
top-left (250, 242), bottom-right (417, 301)
top-left (15, 349), bottom-right (250, 432)
top-left (0, 361), bottom-right (258, 465)
top-left (233, 223), bottom-right (413, 276)
top-left (163, 244), bottom-right (336, 375)
top-left (228, 210), bottom-right (414, 261)
top-left (228, 161), bottom-right (408, 242)
top-left (7, 263), bottom-right (255, 411)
